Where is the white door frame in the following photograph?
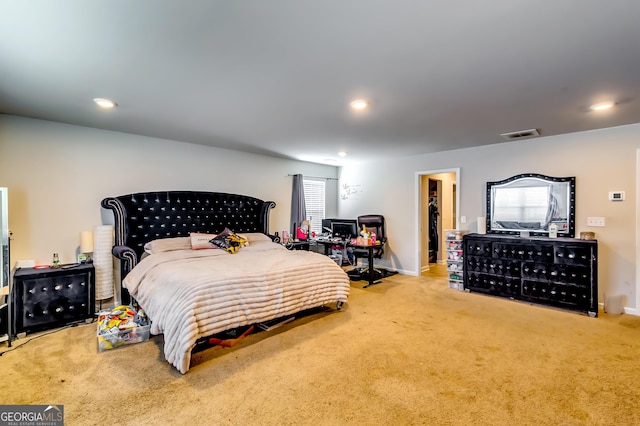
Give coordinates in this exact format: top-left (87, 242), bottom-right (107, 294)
top-left (415, 168), bottom-right (460, 275)
top-left (635, 149), bottom-right (640, 315)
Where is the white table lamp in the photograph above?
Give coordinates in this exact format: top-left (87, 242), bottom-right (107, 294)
top-left (80, 230), bottom-right (94, 263)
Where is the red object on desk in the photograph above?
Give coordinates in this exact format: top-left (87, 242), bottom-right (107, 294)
top-left (296, 227), bottom-right (307, 240)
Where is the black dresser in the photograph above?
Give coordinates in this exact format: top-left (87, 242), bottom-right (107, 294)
top-left (12, 263), bottom-right (95, 335)
top-left (463, 234), bottom-right (598, 316)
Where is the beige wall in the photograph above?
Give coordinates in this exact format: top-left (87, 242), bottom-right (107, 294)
top-left (0, 115), bottom-right (339, 266)
top-left (339, 123), bottom-right (640, 313)
top-left (3, 114), bottom-right (638, 313)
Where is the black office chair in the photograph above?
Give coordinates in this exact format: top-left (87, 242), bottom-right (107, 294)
top-left (353, 214), bottom-right (387, 275)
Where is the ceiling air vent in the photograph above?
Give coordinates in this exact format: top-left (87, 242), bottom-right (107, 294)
top-left (500, 128), bottom-right (540, 140)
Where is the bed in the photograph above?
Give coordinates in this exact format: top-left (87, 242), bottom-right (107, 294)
top-left (101, 191), bottom-right (350, 373)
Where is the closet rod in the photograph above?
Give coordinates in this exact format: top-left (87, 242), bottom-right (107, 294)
top-left (287, 174), bottom-right (338, 181)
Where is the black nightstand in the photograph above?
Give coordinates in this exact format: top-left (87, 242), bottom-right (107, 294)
top-left (12, 263), bottom-right (95, 337)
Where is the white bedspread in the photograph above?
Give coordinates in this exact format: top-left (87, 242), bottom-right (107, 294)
top-left (123, 240), bottom-right (350, 373)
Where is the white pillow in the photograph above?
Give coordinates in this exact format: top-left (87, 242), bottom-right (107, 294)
top-left (144, 237), bottom-right (192, 254)
top-left (190, 231), bottom-right (257, 250)
top-left (189, 232), bottom-right (219, 250)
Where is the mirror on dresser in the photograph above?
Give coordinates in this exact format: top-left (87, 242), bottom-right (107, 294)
top-left (0, 187), bottom-right (7, 291)
top-left (0, 187), bottom-right (8, 341)
top-left (486, 173), bottom-right (575, 237)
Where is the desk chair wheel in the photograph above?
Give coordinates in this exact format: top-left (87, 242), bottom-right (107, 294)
top-left (335, 301), bottom-right (347, 311)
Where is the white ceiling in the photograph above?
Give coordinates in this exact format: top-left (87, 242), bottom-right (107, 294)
top-left (1, 1), bottom-right (639, 166)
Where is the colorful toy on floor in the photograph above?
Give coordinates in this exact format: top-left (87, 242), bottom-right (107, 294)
top-left (97, 303), bottom-right (150, 351)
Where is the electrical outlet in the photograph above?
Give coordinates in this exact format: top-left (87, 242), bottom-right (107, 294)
top-left (587, 217), bottom-right (605, 227)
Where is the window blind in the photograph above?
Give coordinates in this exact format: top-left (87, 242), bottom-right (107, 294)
top-left (303, 179), bottom-right (325, 234)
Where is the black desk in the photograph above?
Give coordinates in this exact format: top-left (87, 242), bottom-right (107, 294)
top-left (313, 238), bottom-right (348, 255)
top-left (313, 239), bottom-right (388, 287)
top-left (312, 238), bottom-right (351, 265)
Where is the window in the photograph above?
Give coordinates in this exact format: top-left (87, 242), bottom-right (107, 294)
top-left (493, 186), bottom-right (549, 224)
top-left (303, 179), bottom-right (325, 234)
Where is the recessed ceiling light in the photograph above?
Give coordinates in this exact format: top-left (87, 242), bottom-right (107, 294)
top-left (93, 98), bottom-right (117, 108)
top-left (338, 151), bottom-right (347, 157)
top-left (590, 102), bottom-right (614, 111)
top-left (350, 99), bottom-right (368, 110)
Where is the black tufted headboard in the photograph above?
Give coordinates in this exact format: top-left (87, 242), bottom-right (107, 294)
top-left (101, 191), bottom-right (276, 304)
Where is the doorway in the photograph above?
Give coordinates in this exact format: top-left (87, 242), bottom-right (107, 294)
top-left (635, 149), bottom-right (640, 315)
top-left (416, 169), bottom-right (460, 273)
top-left (427, 178), bottom-right (441, 264)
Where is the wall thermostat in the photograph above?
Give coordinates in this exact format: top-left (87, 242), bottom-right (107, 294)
top-left (609, 191), bottom-right (625, 201)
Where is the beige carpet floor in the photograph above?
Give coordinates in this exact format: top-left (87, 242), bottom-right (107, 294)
top-left (1, 265), bottom-right (640, 426)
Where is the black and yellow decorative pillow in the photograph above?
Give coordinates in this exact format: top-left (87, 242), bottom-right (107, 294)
top-left (209, 228), bottom-right (248, 254)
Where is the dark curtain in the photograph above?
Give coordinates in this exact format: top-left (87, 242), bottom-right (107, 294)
top-left (290, 174), bottom-right (306, 234)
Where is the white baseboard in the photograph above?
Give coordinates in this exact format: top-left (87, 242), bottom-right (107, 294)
top-left (598, 302), bottom-right (638, 316)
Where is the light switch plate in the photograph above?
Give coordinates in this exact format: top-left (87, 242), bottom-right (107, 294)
top-left (587, 217), bottom-right (605, 227)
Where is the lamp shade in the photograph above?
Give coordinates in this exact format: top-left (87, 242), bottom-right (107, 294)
top-left (80, 230), bottom-right (94, 253)
top-left (477, 217), bottom-right (486, 234)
